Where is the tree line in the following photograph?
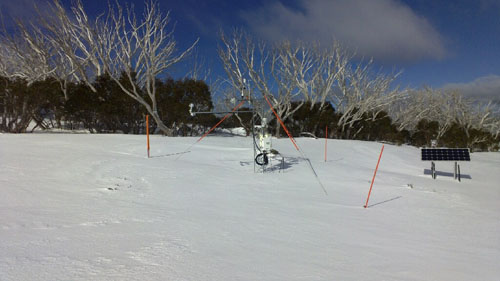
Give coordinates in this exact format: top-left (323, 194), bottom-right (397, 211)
top-left (216, 30), bottom-right (499, 151)
top-left (0, 74), bottom-right (215, 135)
top-left (0, 0), bottom-right (499, 151)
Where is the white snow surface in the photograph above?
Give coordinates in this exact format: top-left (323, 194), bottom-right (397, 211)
top-left (0, 133), bottom-right (499, 281)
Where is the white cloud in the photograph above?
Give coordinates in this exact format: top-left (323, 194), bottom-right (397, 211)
top-left (240, 0), bottom-right (447, 63)
top-left (442, 75), bottom-right (500, 104)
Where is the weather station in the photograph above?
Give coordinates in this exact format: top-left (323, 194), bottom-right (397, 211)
top-left (188, 79), bottom-right (284, 173)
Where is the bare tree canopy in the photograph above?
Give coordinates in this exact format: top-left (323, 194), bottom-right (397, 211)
top-left (389, 86), bottom-right (499, 146)
top-left (0, 0), bottom-right (198, 135)
top-left (218, 30), bottom-right (402, 138)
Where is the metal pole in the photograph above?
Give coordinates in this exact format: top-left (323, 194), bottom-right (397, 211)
top-left (252, 104), bottom-right (256, 173)
top-left (146, 115), bottom-right (150, 158)
top-left (325, 125), bottom-right (328, 162)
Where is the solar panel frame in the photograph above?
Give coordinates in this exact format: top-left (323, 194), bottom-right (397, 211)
top-left (421, 148), bottom-right (470, 161)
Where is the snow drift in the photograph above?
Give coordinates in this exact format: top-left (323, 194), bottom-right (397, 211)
top-left (0, 134), bottom-right (499, 280)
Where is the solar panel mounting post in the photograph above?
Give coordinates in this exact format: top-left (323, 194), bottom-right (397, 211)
top-left (421, 148), bottom-right (470, 181)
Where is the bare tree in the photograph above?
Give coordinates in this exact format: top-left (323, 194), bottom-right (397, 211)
top-left (219, 31), bottom-right (340, 137)
top-left (0, 0), bottom-right (116, 100)
top-left (331, 59), bottom-right (401, 138)
top-left (219, 31), bottom-right (404, 138)
top-left (297, 41), bottom-right (350, 112)
top-left (0, 28), bottom-right (54, 84)
top-left (0, 25), bottom-right (58, 132)
top-left (389, 88), bottom-right (440, 132)
top-left (34, 0), bottom-right (105, 94)
top-left (97, 0), bottom-right (198, 135)
top-left (453, 94), bottom-right (497, 147)
top-left (396, 88), bottom-right (457, 142)
top-left (431, 90), bottom-right (457, 141)
top-left (218, 31), bottom-right (276, 132)
top-left (489, 117), bottom-right (500, 139)
top-left (17, 0), bottom-right (198, 135)
top-left (268, 41), bottom-right (317, 136)
top-left (390, 87), bottom-right (499, 148)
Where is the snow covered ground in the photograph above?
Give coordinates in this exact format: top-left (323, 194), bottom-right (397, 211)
top-left (0, 133), bottom-right (499, 281)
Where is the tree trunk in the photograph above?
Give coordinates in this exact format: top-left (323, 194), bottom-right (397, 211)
top-left (150, 112), bottom-right (173, 136)
top-left (275, 118), bottom-right (281, 137)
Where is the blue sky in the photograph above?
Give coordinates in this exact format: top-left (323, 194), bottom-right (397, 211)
top-left (1, 0), bottom-right (499, 103)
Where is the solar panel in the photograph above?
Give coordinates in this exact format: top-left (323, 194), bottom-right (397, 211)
top-left (421, 148), bottom-right (470, 161)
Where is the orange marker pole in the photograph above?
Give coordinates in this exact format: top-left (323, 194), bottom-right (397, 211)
top-left (325, 126), bottom-right (328, 162)
top-left (263, 94), bottom-right (299, 151)
top-left (364, 145), bottom-right (384, 208)
top-left (197, 100), bottom-right (245, 143)
top-left (146, 115), bottom-right (150, 158)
